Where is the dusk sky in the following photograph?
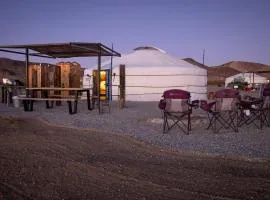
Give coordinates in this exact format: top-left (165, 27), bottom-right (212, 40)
top-left (1, 0), bottom-right (270, 68)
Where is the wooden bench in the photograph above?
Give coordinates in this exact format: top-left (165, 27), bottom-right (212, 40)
top-left (17, 95), bottom-right (90, 115)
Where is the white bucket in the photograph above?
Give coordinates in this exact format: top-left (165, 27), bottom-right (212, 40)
top-left (12, 96), bottom-right (20, 108)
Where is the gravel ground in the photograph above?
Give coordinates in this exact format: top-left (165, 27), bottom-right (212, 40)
top-left (0, 100), bottom-right (270, 160)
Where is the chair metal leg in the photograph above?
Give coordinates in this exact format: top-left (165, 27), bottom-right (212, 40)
top-left (188, 113), bottom-right (191, 131)
top-left (207, 111), bottom-right (239, 133)
top-left (163, 112), bottom-right (168, 133)
top-left (162, 112), bottom-right (191, 134)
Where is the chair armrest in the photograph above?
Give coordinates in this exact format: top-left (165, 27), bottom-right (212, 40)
top-left (158, 99), bottom-right (166, 110)
top-left (200, 100), bottom-right (216, 112)
top-left (188, 100), bottom-right (200, 109)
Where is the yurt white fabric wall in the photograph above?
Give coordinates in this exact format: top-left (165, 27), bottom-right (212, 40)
top-left (84, 46), bottom-right (207, 101)
top-left (225, 73), bottom-right (268, 86)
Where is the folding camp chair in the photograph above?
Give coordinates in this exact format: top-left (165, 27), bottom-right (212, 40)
top-left (237, 95), bottom-right (263, 129)
top-left (200, 89), bottom-right (239, 133)
top-left (261, 87), bottom-right (270, 127)
top-left (238, 86), bottom-right (270, 129)
top-left (158, 89), bottom-right (192, 134)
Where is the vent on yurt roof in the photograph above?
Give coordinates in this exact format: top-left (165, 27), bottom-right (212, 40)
top-left (133, 46), bottom-right (166, 53)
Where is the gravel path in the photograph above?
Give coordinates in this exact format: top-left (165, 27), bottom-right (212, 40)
top-left (1, 101), bottom-right (269, 160)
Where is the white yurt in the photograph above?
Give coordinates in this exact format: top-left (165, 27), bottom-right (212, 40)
top-left (84, 46), bottom-right (207, 101)
top-left (225, 73), bottom-right (268, 86)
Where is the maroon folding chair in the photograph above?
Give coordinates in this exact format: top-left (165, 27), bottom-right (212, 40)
top-left (158, 89), bottom-right (192, 134)
top-left (200, 89), bottom-right (239, 133)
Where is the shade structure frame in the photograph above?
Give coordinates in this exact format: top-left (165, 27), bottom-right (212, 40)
top-left (0, 42), bottom-right (121, 114)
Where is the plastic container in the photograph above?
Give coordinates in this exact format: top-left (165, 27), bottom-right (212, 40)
top-left (12, 96), bottom-right (20, 108)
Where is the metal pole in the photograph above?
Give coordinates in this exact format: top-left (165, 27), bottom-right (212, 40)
top-left (98, 45), bottom-right (101, 114)
top-left (203, 49), bottom-right (205, 67)
top-left (25, 48), bottom-right (29, 97)
top-left (110, 43), bottom-right (113, 101)
top-left (253, 72), bottom-right (255, 86)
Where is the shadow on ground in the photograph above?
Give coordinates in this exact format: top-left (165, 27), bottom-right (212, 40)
top-left (0, 117), bottom-right (269, 200)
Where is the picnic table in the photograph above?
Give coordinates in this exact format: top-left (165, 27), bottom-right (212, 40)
top-left (18, 87), bottom-right (93, 114)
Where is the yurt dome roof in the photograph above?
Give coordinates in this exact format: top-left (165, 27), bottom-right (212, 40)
top-left (96, 46), bottom-right (205, 70)
top-left (86, 46), bottom-right (206, 73)
top-left (133, 46), bottom-right (166, 53)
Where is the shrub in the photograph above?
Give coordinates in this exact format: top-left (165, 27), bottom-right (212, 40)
top-left (227, 76), bottom-right (248, 90)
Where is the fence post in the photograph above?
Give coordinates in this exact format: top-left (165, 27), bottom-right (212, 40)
top-left (119, 65), bottom-right (126, 109)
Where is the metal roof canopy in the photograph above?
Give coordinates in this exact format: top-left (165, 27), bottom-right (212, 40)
top-left (0, 42), bottom-right (121, 58)
top-left (0, 42), bottom-right (121, 114)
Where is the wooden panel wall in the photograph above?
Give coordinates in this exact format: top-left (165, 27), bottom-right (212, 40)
top-left (28, 64), bottom-right (41, 97)
top-left (69, 62), bottom-right (81, 88)
top-left (56, 62), bottom-right (83, 96)
top-left (28, 64), bottom-right (61, 97)
top-left (28, 62), bottom-right (84, 97)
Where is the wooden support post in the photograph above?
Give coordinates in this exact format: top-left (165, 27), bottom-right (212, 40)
top-left (119, 64), bottom-right (126, 109)
top-left (98, 48), bottom-right (101, 114)
top-left (37, 64), bottom-right (42, 97)
top-left (25, 48), bottom-right (29, 97)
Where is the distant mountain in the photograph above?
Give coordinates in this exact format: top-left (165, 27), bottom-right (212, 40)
top-left (0, 57), bottom-right (27, 84)
top-left (208, 61), bottom-right (270, 85)
top-left (216, 61), bottom-right (270, 73)
top-left (182, 58), bottom-right (208, 69)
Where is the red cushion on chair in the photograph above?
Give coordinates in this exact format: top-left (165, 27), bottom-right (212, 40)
top-left (200, 100), bottom-right (215, 112)
top-left (200, 101), bottom-right (210, 111)
top-left (215, 89), bottom-right (239, 98)
top-left (163, 89), bottom-right (190, 99)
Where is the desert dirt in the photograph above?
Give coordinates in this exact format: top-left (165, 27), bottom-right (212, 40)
top-left (0, 116), bottom-right (269, 200)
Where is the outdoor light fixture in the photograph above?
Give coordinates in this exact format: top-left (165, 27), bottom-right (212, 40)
top-left (2, 78), bottom-right (12, 85)
top-left (3, 78), bottom-right (7, 84)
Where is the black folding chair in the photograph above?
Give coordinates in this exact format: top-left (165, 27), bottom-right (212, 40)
top-left (238, 87), bottom-right (270, 129)
top-left (238, 96), bottom-right (263, 129)
top-left (200, 89), bottom-right (239, 133)
top-left (158, 89), bottom-right (193, 134)
top-left (261, 87), bottom-right (270, 127)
